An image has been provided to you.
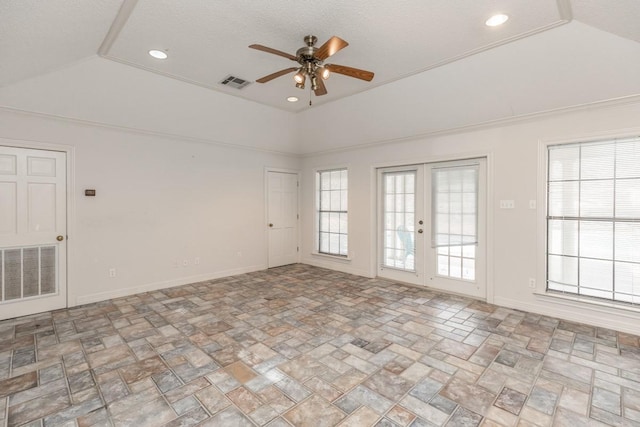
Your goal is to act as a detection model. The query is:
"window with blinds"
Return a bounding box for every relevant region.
[547,137,640,303]
[432,164,478,280]
[317,169,348,256]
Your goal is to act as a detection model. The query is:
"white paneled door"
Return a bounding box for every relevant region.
[0,146,67,320]
[378,159,487,299]
[267,171,298,268]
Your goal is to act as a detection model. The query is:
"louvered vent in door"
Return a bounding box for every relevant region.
[1,246,57,301]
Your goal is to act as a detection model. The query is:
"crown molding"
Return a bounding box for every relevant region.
[0,105,300,157]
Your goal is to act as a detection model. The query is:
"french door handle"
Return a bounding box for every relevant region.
[418,229,423,234]
[56,235,64,241]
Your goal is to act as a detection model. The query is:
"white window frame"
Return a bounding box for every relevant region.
[315,167,349,258]
[537,133,640,311]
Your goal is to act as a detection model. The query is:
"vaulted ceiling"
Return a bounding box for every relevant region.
[1,0,640,153]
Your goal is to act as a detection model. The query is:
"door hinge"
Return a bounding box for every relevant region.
[297,181,299,187]
[297,246,299,252]
[297,214,299,219]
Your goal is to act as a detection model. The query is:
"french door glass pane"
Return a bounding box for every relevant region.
[432,165,478,247]
[432,164,478,281]
[383,171,416,271]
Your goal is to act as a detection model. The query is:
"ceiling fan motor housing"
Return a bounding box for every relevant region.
[296,46,318,62]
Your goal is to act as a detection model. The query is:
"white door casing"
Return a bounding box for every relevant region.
[267,170,299,268]
[0,146,67,320]
[378,158,487,299]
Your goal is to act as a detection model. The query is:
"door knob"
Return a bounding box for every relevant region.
[268,223,273,227]
[418,229,423,234]
[56,235,64,241]
[418,220,424,225]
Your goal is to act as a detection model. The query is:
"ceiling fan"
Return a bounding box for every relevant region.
[249,35,374,97]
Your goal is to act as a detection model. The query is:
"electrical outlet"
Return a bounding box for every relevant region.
[529,200,537,209]
[528,278,536,288]
[194,257,200,265]
[109,268,116,278]
[182,259,189,267]
[237,251,242,257]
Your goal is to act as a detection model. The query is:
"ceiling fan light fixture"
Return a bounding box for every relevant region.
[318,66,330,80]
[148,49,168,59]
[485,14,509,27]
[295,82,305,90]
[311,75,318,91]
[293,70,306,84]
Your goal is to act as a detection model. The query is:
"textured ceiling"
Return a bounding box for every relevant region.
[0,0,639,114]
[0,0,124,86]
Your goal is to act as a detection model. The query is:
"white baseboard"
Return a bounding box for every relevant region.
[493,295,640,336]
[73,264,267,306]
[301,257,374,278]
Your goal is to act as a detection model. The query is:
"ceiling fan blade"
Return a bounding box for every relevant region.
[326,64,374,81]
[314,36,349,61]
[249,44,297,61]
[255,67,298,83]
[314,77,328,96]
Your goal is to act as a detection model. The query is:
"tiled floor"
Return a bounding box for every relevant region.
[1,265,639,427]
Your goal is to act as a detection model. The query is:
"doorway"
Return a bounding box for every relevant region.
[377,158,487,299]
[0,145,67,320]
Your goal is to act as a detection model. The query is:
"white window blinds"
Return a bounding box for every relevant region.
[317,169,348,256]
[547,137,640,303]
[432,164,479,248]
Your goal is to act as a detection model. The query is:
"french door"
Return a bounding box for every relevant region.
[0,146,67,320]
[377,158,487,299]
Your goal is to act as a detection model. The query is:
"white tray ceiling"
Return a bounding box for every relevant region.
[3,0,639,114]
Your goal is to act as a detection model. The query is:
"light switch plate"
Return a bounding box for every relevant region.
[499,200,515,209]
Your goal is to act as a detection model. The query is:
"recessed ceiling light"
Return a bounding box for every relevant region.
[148,50,168,59]
[485,14,509,27]
[287,96,299,103]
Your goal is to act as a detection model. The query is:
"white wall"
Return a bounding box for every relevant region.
[300,99,640,336]
[0,108,298,305]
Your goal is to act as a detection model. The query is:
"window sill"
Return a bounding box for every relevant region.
[311,252,352,262]
[533,290,640,315]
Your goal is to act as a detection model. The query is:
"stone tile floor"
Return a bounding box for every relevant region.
[1,264,639,427]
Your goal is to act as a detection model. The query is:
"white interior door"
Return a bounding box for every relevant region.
[378,159,486,299]
[267,171,298,268]
[0,146,67,320]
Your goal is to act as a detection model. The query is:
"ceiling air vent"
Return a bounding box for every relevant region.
[219,75,251,90]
